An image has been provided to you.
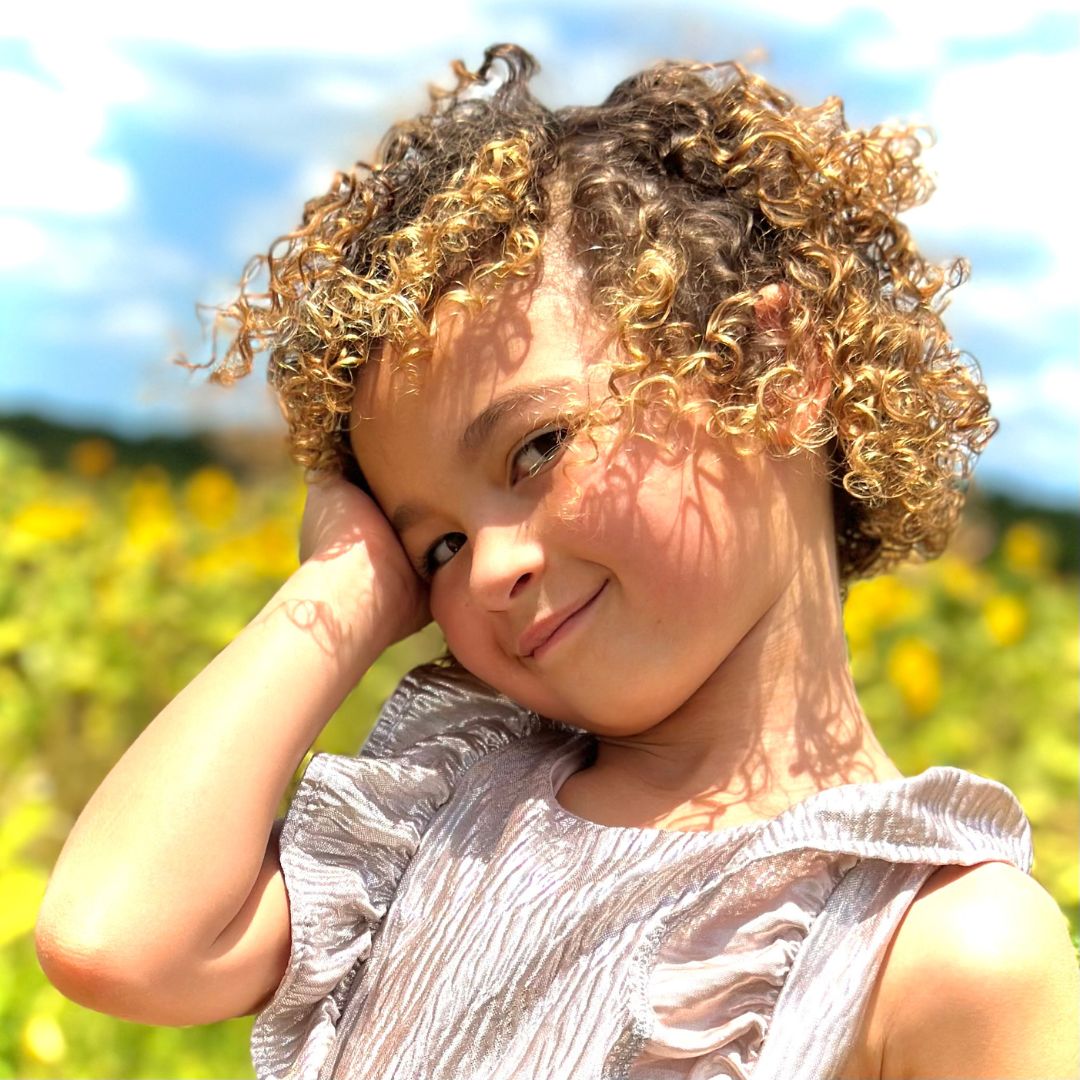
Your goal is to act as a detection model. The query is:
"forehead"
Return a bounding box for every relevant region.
[349,270,614,467]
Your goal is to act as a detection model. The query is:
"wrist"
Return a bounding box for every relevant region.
[268,550,407,674]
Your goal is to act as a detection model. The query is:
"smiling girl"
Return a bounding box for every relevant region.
[37,44,1078,1079]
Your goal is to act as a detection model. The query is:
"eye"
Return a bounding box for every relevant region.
[510,424,572,483]
[421,532,467,577]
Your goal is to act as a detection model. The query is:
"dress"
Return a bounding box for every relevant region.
[251,663,1034,1080]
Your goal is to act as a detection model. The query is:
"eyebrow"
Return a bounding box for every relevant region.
[459,378,579,454]
[388,378,580,536]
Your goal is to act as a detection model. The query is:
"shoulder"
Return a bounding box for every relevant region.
[877,861,1079,1079]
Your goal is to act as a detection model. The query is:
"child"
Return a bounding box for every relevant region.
[37,44,1078,1080]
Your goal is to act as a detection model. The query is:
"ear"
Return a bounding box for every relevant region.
[753,283,830,447]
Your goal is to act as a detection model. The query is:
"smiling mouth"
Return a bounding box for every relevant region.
[524,581,608,661]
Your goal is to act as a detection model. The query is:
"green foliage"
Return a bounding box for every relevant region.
[845,510,1079,928]
[1,426,1076,1078]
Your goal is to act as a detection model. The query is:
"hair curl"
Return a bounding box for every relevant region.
[186,43,996,585]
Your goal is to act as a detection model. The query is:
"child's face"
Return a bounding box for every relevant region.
[350,262,827,735]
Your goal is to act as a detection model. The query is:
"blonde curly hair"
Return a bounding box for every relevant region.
[187,43,996,585]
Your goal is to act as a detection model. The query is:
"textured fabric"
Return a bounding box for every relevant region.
[251,664,1033,1080]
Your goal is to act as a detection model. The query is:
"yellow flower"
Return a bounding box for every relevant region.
[184,466,238,528]
[288,476,308,519]
[21,1014,66,1066]
[983,593,1027,647]
[1002,521,1052,576]
[0,618,26,657]
[187,520,298,583]
[935,553,987,603]
[1012,784,1056,830]
[68,437,116,478]
[124,467,178,554]
[8,498,93,554]
[886,637,941,716]
[248,519,299,578]
[844,575,920,652]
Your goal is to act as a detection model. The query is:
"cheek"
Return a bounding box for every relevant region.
[569,443,715,568]
[429,574,465,642]
[429,575,492,671]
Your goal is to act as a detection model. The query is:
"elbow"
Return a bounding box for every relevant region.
[34,910,246,1027]
[35,908,187,1026]
[35,917,123,1017]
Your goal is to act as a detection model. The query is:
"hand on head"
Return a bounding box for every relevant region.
[300,470,431,646]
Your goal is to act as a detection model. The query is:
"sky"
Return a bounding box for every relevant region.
[1,0,1077,506]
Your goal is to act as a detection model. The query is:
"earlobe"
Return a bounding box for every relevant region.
[753,283,831,449]
[785,343,831,446]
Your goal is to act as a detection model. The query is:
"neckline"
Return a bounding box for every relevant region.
[540,732,941,844]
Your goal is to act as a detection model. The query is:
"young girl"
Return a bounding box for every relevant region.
[37,44,1078,1080]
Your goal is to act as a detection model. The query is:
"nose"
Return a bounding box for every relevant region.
[468,521,544,610]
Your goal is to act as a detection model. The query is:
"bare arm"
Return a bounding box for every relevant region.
[36,475,428,1026]
[880,861,1080,1079]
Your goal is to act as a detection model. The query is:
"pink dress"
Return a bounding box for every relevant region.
[252,664,1033,1080]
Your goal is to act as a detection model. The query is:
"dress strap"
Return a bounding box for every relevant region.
[726,765,1033,873]
[751,859,936,1080]
[749,765,1034,1080]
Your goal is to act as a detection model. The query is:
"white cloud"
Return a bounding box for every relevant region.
[989,355,1080,422]
[898,47,1078,401]
[2,218,199,296]
[946,272,1077,338]
[0,71,133,215]
[848,5,1075,71]
[905,50,1077,246]
[97,299,176,341]
[29,37,149,104]
[16,223,124,293]
[307,76,384,112]
[0,215,48,270]
[673,0,1074,41]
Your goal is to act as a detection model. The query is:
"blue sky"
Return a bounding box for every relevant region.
[1,1,1077,506]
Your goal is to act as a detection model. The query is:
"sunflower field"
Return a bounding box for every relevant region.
[1,422,1076,1079]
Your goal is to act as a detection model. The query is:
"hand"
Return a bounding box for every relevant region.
[299,471,430,646]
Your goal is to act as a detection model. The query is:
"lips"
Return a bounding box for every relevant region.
[517,582,607,659]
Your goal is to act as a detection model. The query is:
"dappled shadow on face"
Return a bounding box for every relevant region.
[559,417,883,829]
[347,267,884,828]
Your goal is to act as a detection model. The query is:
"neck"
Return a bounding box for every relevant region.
[583,517,901,826]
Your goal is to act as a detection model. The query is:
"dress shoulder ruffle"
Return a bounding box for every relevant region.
[250,664,542,1080]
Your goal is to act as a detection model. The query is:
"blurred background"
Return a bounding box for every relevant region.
[1,2,1077,1076]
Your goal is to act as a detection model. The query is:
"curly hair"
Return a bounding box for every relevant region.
[187,42,996,585]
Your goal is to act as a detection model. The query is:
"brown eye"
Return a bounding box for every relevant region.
[423,532,467,576]
[511,425,571,483]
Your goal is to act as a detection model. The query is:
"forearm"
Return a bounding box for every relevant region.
[37,553,390,973]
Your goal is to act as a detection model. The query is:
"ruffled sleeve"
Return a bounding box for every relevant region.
[250,664,540,1080]
[627,766,1034,1080]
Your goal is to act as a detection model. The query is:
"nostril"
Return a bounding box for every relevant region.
[510,572,532,599]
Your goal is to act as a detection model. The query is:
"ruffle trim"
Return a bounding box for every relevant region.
[618,765,1034,1080]
[250,716,539,1080]
[630,856,853,1079]
[717,764,1033,877]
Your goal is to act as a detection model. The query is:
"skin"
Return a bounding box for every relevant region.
[350,256,903,834]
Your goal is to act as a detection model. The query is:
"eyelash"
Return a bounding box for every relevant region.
[418,423,573,579]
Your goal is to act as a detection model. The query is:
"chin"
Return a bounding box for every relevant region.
[528,692,676,737]
[456,656,692,736]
